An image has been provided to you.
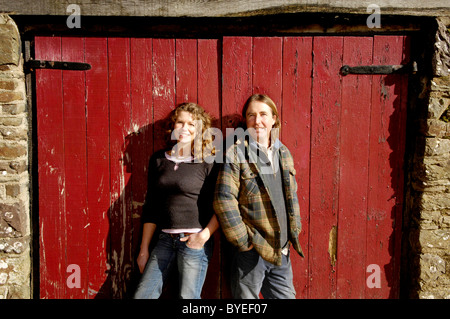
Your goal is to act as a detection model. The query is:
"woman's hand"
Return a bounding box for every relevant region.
[137,250,150,274]
[180,215,219,250]
[136,223,157,273]
[180,231,209,250]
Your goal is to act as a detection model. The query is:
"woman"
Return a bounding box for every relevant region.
[134,103,219,299]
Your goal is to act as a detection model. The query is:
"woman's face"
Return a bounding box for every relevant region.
[173,110,197,145]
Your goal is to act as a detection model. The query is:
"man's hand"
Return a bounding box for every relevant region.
[241,244,254,252]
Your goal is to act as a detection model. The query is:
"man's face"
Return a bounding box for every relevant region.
[245,101,276,146]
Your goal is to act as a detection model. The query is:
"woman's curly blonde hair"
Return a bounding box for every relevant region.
[165,102,215,161]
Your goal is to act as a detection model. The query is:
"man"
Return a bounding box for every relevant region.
[214,94,304,299]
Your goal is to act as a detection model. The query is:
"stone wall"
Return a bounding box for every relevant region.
[406,18,450,299]
[0,14,30,299]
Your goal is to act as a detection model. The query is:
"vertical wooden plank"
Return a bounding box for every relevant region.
[309,36,343,299]
[252,37,283,109]
[221,36,252,298]
[175,39,198,104]
[198,39,221,121]
[152,39,176,299]
[366,35,407,299]
[198,38,221,299]
[282,36,313,299]
[337,36,373,299]
[108,37,133,298]
[85,37,111,298]
[35,36,65,299]
[222,37,252,131]
[61,36,88,298]
[130,38,154,290]
[152,39,176,151]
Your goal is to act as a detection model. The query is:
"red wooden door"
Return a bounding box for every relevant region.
[35,35,409,299]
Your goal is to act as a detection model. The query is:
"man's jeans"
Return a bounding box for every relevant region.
[231,248,296,299]
[134,232,213,299]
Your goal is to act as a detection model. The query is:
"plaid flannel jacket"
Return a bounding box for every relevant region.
[213,138,304,266]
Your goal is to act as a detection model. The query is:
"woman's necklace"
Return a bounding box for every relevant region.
[165,150,192,171]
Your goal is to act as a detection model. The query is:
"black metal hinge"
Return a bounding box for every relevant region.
[340,61,417,76]
[24,59,91,72]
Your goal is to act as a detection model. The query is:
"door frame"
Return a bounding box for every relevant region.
[21,13,426,298]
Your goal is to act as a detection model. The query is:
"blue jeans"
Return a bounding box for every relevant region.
[134,232,213,299]
[231,248,296,299]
